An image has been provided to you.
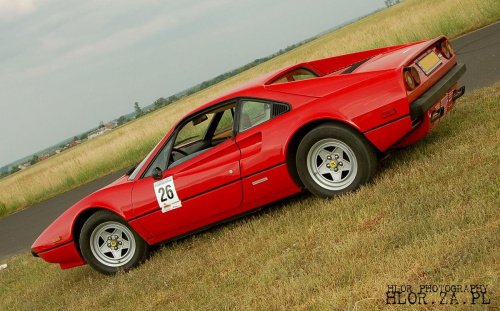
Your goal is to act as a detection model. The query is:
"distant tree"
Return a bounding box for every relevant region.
[98,121,105,128]
[0,171,8,179]
[30,155,39,165]
[134,102,143,118]
[154,97,167,109]
[167,95,178,104]
[80,133,88,140]
[9,166,20,175]
[73,136,78,141]
[117,115,128,126]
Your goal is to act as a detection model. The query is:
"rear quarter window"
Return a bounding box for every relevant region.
[270,68,318,85]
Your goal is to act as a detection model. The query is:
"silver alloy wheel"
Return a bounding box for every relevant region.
[306,138,358,191]
[89,221,136,267]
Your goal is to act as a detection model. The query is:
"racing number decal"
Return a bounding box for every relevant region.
[158,185,174,202]
[154,176,182,213]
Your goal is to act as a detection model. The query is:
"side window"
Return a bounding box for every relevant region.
[213,108,234,139]
[169,103,235,168]
[174,114,214,148]
[141,103,237,178]
[239,100,272,132]
[269,68,318,85]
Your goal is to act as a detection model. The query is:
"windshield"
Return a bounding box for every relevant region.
[127,140,162,180]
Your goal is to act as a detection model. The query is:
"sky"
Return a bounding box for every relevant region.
[0,0,384,168]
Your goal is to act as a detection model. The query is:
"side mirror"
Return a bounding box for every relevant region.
[152,167,163,180]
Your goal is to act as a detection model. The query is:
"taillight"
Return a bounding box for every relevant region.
[403,66,420,91]
[446,41,454,55]
[409,66,420,85]
[439,40,452,59]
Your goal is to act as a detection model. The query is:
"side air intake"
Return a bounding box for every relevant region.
[272,103,290,118]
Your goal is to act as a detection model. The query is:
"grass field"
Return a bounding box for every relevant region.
[0,0,499,218]
[0,83,499,310]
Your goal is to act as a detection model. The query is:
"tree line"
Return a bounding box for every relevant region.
[121,37,317,124]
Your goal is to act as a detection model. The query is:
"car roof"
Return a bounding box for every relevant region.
[188,62,312,115]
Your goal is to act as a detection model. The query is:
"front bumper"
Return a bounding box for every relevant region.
[31,241,86,270]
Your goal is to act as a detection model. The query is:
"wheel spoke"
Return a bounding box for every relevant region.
[99,231,112,241]
[330,171,342,182]
[99,242,109,254]
[341,160,351,171]
[317,149,331,162]
[110,249,122,260]
[317,164,330,175]
[114,228,124,239]
[121,239,130,250]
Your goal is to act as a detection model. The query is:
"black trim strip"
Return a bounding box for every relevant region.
[129,209,157,221]
[341,57,372,74]
[410,63,466,119]
[129,179,241,221]
[129,162,287,222]
[242,162,286,179]
[33,240,74,256]
[183,180,239,202]
[363,114,410,134]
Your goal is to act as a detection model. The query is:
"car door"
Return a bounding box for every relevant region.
[131,103,242,243]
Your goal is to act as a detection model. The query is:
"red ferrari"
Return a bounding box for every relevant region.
[32,36,465,274]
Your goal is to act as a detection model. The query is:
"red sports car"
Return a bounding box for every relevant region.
[32,36,465,274]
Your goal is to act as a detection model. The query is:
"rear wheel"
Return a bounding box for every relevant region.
[79,210,149,275]
[296,123,377,198]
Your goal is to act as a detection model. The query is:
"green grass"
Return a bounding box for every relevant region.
[0,0,499,218]
[0,84,499,310]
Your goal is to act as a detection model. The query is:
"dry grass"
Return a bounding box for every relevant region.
[0,83,499,310]
[1,0,499,218]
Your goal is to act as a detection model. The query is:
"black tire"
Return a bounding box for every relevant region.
[296,123,377,198]
[79,210,149,275]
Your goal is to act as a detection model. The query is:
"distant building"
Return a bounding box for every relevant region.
[105,122,117,129]
[87,127,110,140]
[18,163,31,170]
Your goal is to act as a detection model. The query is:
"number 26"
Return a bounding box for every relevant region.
[158,185,174,202]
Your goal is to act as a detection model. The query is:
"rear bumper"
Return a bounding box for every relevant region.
[410,63,466,119]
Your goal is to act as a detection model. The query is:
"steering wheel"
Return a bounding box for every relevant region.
[171,148,188,156]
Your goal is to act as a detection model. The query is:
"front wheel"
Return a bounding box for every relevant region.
[79,210,149,275]
[296,123,377,198]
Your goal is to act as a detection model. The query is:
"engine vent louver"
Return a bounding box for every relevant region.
[272,103,290,118]
[341,57,372,75]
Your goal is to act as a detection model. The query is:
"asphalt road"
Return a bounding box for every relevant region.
[1,22,499,262]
